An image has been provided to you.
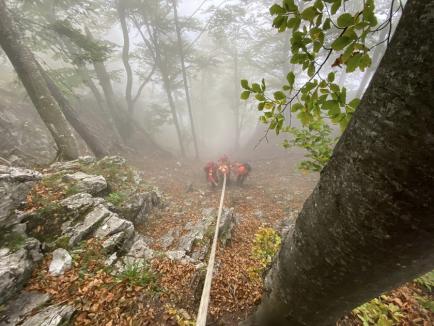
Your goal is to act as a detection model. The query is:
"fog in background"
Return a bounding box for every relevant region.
[0,0,404,162]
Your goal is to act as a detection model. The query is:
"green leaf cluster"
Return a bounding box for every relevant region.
[286,121,335,172]
[415,295,434,313]
[251,227,281,271]
[353,296,404,326]
[240,0,381,170]
[106,191,127,207]
[117,262,158,289]
[414,269,434,291]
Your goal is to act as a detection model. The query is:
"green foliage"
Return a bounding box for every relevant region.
[241,0,392,171]
[414,270,434,291]
[117,262,158,288]
[251,227,281,272]
[415,295,434,313]
[353,296,404,326]
[106,192,127,207]
[53,235,71,250]
[284,121,336,171]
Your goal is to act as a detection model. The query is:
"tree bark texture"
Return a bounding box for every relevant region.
[246,1,434,325]
[0,0,79,160]
[39,65,109,158]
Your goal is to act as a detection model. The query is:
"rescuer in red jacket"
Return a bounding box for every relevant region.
[204,161,219,188]
[232,162,252,186]
[217,155,231,185]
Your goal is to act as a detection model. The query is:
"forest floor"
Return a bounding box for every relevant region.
[137,154,319,324]
[23,154,433,325]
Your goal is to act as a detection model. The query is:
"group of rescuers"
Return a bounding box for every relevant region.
[204,155,251,188]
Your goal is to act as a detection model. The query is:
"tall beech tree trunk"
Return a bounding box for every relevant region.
[159,60,186,157]
[39,66,109,158]
[0,0,79,160]
[117,0,134,114]
[245,1,434,325]
[173,0,199,158]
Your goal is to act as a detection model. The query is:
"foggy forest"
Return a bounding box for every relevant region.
[0,0,433,325]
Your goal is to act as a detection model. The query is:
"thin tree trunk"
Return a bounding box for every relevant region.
[57,39,125,150]
[85,27,130,141]
[160,60,186,157]
[79,66,107,112]
[234,47,241,151]
[172,0,199,158]
[0,0,79,160]
[39,65,109,158]
[61,40,107,114]
[150,28,186,157]
[117,0,134,114]
[245,1,434,325]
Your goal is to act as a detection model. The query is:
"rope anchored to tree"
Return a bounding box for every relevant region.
[196,173,227,326]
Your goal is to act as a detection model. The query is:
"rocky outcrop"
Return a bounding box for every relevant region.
[119,207,237,269]
[117,190,162,225]
[123,234,156,263]
[0,291,51,326]
[20,304,75,326]
[0,166,41,228]
[59,192,104,213]
[94,213,135,254]
[178,208,215,254]
[98,156,126,166]
[0,157,167,319]
[0,248,35,305]
[218,208,236,246]
[48,156,95,172]
[66,204,111,247]
[63,172,107,195]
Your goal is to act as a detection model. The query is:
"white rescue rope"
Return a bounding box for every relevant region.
[196,173,227,326]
